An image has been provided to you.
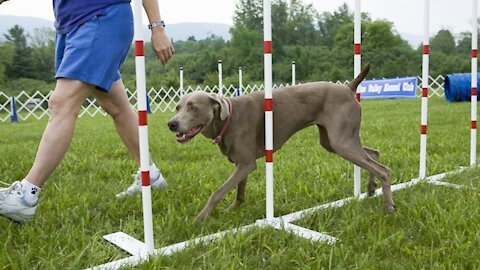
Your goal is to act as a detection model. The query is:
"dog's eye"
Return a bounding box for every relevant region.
[188,105,198,112]
[175,105,181,111]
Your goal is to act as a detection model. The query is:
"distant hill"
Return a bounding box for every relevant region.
[0,15,232,41]
[1,15,421,48]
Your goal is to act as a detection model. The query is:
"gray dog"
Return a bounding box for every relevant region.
[168,63,395,221]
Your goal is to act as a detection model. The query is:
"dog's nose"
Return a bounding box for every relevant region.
[168,120,179,131]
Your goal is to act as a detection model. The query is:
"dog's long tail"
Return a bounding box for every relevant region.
[347,62,370,92]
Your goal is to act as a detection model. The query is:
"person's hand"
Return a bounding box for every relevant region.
[151,28,174,65]
[0,0,10,5]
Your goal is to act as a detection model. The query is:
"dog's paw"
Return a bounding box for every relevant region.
[367,182,377,196]
[223,201,243,213]
[196,211,210,222]
[384,203,397,213]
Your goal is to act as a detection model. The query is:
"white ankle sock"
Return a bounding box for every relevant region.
[20,179,40,205]
[149,163,160,180]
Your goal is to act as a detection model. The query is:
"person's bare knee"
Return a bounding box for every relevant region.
[92,80,131,120]
[49,79,92,118]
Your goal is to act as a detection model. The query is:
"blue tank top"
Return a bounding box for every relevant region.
[53,0,131,34]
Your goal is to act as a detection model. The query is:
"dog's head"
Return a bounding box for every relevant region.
[167,92,230,143]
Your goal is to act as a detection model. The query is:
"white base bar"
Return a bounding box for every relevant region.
[256,219,337,244]
[92,167,469,270]
[103,232,147,256]
[280,167,466,223]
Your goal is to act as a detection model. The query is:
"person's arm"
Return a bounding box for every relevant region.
[143,0,174,65]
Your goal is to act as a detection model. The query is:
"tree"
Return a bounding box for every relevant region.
[233,0,263,32]
[3,25,35,79]
[30,27,56,82]
[0,42,15,84]
[430,29,456,55]
[317,3,353,47]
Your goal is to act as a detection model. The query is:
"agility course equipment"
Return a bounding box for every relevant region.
[353,0,362,196]
[471,0,478,166]
[101,0,156,256]
[444,73,480,102]
[89,0,477,269]
[419,0,430,179]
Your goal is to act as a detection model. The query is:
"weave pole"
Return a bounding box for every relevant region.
[134,0,154,252]
[238,67,243,96]
[180,67,184,96]
[102,0,155,255]
[218,60,223,96]
[471,0,478,166]
[291,61,296,86]
[353,0,361,196]
[263,0,274,221]
[419,0,430,179]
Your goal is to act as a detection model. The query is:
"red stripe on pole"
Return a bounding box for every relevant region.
[472,87,477,96]
[354,43,361,54]
[421,125,427,134]
[423,45,429,54]
[472,121,477,129]
[422,87,428,97]
[138,110,148,126]
[472,49,478,58]
[265,98,273,111]
[265,150,273,163]
[264,41,272,54]
[135,40,144,56]
[141,171,150,186]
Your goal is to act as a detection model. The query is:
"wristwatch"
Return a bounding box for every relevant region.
[148,20,165,30]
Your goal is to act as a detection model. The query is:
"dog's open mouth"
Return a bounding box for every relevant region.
[176,125,203,143]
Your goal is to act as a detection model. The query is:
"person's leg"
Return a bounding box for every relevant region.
[25,79,93,187]
[91,79,141,165]
[91,79,166,197]
[0,79,92,223]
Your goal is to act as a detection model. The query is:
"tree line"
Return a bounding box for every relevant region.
[0,0,477,97]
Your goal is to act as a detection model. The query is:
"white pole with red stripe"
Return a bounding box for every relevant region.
[353,0,361,196]
[218,60,223,96]
[263,0,274,221]
[471,0,478,166]
[419,0,430,179]
[133,0,154,253]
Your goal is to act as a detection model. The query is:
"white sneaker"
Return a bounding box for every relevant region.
[115,171,167,198]
[0,181,37,223]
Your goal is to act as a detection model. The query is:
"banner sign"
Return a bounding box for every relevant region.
[357,76,417,99]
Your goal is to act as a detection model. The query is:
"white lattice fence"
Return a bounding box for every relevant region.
[0,76,446,122]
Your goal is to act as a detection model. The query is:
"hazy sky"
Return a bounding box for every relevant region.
[0,0,478,37]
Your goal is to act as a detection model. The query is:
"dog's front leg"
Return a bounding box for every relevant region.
[196,162,256,221]
[224,177,247,212]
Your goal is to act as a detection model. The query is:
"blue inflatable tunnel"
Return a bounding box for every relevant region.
[444,73,480,102]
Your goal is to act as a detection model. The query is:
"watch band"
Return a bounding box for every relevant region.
[148,20,166,30]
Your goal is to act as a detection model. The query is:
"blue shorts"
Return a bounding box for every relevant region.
[55,3,134,92]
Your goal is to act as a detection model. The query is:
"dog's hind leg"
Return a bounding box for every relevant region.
[364,147,380,196]
[317,125,334,153]
[319,125,384,198]
[330,138,395,212]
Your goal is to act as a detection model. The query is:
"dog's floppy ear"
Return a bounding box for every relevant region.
[208,93,229,121]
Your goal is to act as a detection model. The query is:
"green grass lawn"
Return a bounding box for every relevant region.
[0,97,479,269]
